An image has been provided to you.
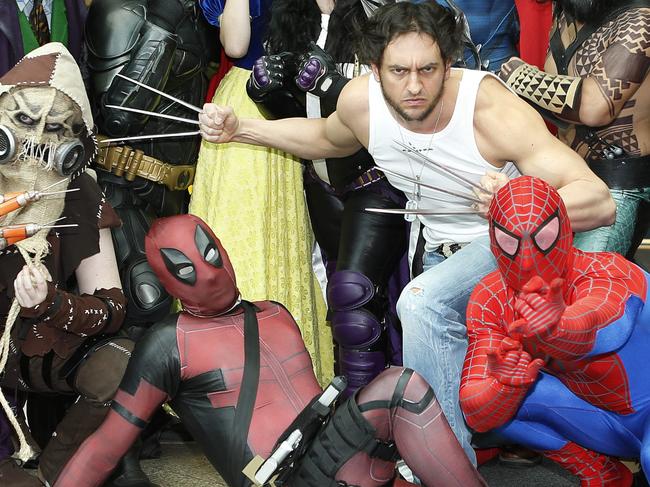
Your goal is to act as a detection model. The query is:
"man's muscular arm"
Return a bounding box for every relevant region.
[500,9,650,126]
[460,282,544,432]
[475,76,615,231]
[199,75,366,159]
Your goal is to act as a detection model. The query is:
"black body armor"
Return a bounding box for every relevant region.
[85,0,216,325]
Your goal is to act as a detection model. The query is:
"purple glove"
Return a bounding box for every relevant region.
[246,52,295,102]
[295,43,345,98]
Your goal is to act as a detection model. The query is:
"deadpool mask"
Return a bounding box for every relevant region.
[488,176,574,292]
[145,214,240,317]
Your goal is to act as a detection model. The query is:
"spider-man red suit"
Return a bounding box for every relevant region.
[459,175,650,487]
[54,213,486,487]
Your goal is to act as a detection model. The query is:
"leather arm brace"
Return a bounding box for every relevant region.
[504,62,583,122]
[310,74,348,118]
[87,1,179,137]
[19,283,127,337]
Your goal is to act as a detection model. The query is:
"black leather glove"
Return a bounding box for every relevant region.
[246,52,296,102]
[246,52,306,119]
[295,43,347,99]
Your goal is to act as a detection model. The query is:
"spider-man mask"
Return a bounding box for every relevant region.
[488,176,573,292]
[145,214,240,317]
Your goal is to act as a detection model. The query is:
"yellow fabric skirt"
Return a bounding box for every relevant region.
[190,67,333,385]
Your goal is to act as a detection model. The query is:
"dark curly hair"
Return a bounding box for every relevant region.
[264,0,367,62]
[356,1,464,67]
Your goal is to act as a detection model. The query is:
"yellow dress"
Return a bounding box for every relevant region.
[190,67,333,385]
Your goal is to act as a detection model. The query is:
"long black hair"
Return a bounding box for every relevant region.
[537,0,633,24]
[264,0,368,62]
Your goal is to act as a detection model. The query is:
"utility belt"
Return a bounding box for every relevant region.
[95,139,195,191]
[243,376,395,487]
[588,154,650,191]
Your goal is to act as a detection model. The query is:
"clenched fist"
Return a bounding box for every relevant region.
[246,53,296,101]
[199,103,240,144]
[473,170,510,217]
[510,276,566,341]
[486,337,544,387]
[14,264,52,309]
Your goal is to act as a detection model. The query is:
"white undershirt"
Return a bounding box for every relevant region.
[368,69,520,249]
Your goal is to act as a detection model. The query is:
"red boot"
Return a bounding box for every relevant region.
[544,442,633,487]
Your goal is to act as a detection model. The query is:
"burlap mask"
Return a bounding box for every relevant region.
[0,43,96,256]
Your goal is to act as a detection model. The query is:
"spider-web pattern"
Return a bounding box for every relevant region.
[544,441,631,487]
[488,176,573,292]
[461,177,648,432]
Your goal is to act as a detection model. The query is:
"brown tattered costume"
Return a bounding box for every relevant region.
[0,43,133,486]
[0,174,122,358]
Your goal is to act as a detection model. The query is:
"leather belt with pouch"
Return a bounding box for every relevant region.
[588,154,650,190]
[96,139,195,191]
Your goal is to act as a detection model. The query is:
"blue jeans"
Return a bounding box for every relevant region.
[397,235,496,466]
[574,188,650,254]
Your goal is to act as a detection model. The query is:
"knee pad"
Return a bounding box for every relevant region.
[327,270,382,349]
[328,271,388,394]
[339,348,387,395]
[73,337,134,403]
[327,270,375,311]
[124,259,173,324]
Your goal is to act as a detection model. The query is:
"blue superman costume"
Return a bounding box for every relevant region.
[460,176,650,487]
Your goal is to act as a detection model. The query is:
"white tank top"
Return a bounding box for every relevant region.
[367,68,520,249]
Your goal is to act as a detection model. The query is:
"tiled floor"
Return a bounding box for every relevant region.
[141,443,226,487]
[140,440,581,487]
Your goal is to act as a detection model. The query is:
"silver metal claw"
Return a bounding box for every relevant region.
[365,207,479,216]
[116,74,203,114]
[393,139,490,193]
[105,105,200,125]
[378,166,481,204]
[100,131,201,144]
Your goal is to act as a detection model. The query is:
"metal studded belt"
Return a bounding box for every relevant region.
[95,138,195,191]
[344,168,386,193]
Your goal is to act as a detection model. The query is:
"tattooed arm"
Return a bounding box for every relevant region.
[499,8,650,126]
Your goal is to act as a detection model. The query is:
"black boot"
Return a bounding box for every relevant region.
[0,458,43,486]
[105,440,160,487]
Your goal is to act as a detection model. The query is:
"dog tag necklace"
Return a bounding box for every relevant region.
[402,100,444,222]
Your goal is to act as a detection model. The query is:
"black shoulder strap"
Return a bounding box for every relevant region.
[226,300,261,485]
[550,0,650,74]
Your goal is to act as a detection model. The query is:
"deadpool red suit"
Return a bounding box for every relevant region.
[54,214,486,487]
